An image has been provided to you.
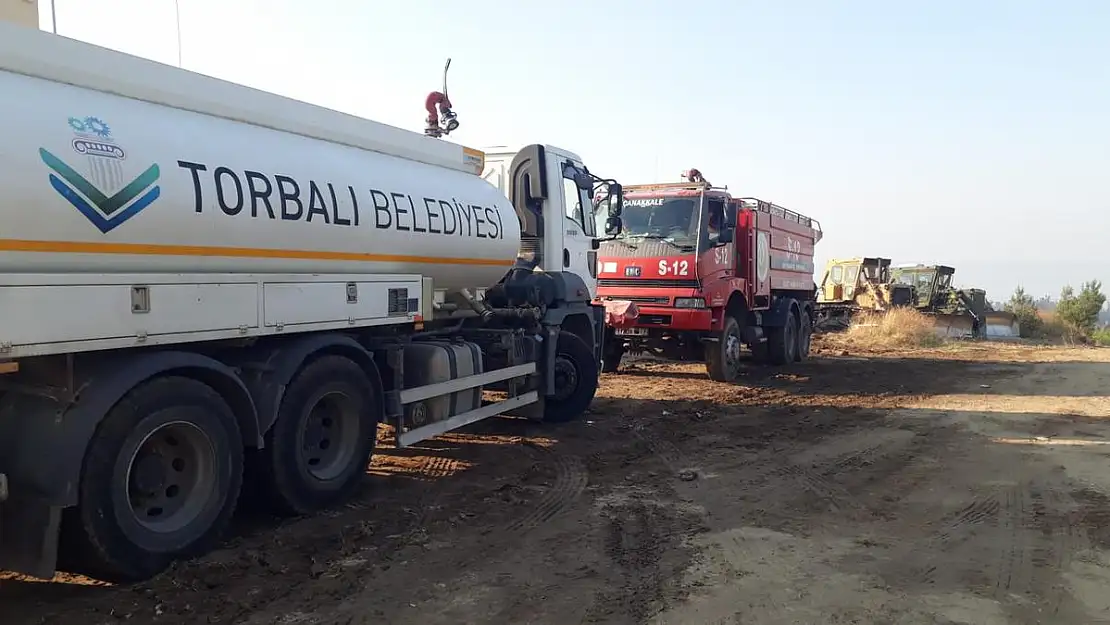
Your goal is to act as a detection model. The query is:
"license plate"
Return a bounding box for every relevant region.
[615,327,647,336]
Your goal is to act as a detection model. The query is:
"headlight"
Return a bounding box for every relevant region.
[674,297,706,309]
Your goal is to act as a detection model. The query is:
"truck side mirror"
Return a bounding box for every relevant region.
[606,183,623,217]
[717,228,733,244]
[592,182,623,217]
[604,216,623,236]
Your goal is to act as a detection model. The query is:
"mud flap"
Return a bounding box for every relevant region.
[0,495,62,579]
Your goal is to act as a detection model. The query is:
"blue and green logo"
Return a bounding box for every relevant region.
[41,116,161,233]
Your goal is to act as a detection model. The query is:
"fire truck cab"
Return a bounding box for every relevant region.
[595,170,822,382]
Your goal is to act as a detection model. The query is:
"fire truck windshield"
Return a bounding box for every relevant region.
[616,196,698,247]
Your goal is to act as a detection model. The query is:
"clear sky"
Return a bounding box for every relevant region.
[41,0,1109,301]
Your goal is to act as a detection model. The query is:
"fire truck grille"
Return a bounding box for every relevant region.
[599,295,670,304]
[598,278,700,289]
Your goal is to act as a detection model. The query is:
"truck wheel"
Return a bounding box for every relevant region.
[601,338,624,373]
[767,309,798,365]
[706,315,743,382]
[62,377,243,583]
[254,355,379,516]
[544,331,600,423]
[601,354,622,374]
[795,310,813,362]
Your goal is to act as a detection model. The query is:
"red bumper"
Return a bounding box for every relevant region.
[630,305,714,332]
[595,300,715,332]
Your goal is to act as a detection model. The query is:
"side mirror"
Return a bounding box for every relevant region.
[607,183,623,217]
[592,182,624,217]
[717,228,733,244]
[604,215,623,236]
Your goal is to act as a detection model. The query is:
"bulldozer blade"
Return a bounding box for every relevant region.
[983,311,1021,339]
[930,313,976,339]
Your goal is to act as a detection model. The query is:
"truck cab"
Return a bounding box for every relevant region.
[482,145,613,301]
[594,180,732,326]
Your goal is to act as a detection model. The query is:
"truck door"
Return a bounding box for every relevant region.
[557,161,599,299]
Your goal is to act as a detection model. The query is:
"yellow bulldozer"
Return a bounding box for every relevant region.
[890,264,1019,339]
[813,257,916,332]
[814,258,1020,339]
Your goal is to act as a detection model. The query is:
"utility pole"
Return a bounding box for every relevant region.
[173,0,182,67]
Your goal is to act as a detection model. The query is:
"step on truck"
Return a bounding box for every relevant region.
[595,169,822,381]
[0,23,624,582]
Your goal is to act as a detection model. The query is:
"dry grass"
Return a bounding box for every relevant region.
[827,308,946,351]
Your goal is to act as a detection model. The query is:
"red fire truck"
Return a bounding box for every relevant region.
[596,170,823,382]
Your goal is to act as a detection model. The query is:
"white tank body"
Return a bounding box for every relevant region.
[0,29,521,294]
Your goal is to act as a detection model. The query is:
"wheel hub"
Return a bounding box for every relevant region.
[297,391,360,482]
[125,421,215,533]
[724,332,741,365]
[552,355,578,402]
[131,454,168,496]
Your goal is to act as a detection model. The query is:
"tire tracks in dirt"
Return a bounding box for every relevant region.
[380,441,590,542]
[906,492,1005,585]
[501,444,589,535]
[1034,487,1089,618]
[622,415,917,623]
[774,437,907,513]
[628,414,917,517]
[898,480,1083,613]
[991,484,1035,600]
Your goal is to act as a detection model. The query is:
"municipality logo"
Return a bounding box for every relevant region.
[40,116,161,233]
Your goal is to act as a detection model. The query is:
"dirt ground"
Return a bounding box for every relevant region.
[4,339,1110,625]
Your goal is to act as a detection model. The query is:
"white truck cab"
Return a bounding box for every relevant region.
[482,145,616,301]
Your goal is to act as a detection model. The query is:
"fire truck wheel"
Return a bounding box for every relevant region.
[254,355,379,516]
[795,310,813,362]
[545,331,600,423]
[61,376,243,583]
[767,309,798,365]
[601,339,624,373]
[706,315,743,382]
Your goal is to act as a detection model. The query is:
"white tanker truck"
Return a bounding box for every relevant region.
[0,24,625,582]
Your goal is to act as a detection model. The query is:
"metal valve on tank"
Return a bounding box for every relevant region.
[424,58,459,138]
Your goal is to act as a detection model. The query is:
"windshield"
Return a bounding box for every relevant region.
[895,270,935,290]
[862,263,888,282]
[616,196,698,246]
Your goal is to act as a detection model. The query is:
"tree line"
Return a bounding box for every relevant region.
[1005,280,1109,344]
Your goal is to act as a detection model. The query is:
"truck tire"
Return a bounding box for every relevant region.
[795,310,813,362]
[601,338,624,373]
[61,376,244,583]
[253,355,379,516]
[767,309,798,365]
[601,354,622,374]
[706,315,743,382]
[544,331,600,423]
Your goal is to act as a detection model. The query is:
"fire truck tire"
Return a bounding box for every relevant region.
[545,331,600,423]
[767,309,798,365]
[602,340,624,374]
[706,315,744,382]
[795,310,813,362]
